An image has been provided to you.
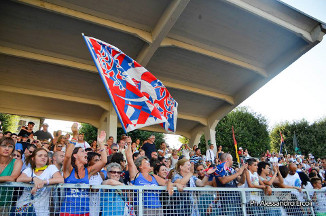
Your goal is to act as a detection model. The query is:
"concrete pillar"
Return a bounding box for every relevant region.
[189,126,205,149]
[204,127,217,152]
[98,105,117,142]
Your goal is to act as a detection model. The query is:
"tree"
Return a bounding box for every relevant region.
[79,123,98,144]
[117,128,165,149]
[0,113,19,133]
[199,107,270,159]
[270,118,326,158]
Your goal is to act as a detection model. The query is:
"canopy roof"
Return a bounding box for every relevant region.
[0,0,325,138]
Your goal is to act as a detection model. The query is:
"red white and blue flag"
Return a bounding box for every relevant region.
[83,35,178,133]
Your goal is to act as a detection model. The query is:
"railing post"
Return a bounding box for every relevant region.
[139,187,143,216]
[305,191,315,216]
[240,190,247,216]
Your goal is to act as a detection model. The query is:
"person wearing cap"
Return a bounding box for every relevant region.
[18,122,35,139]
[34,123,53,141]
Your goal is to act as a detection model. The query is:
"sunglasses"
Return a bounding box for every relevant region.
[109,171,122,174]
[13,154,20,157]
[112,149,118,151]
[57,145,63,148]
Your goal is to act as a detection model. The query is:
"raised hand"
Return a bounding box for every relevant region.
[71,123,78,135]
[97,131,106,144]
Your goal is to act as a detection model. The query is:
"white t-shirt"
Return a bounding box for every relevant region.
[181,149,191,159]
[270,156,278,163]
[284,172,304,201]
[244,171,261,203]
[16,165,59,216]
[75,141,90,149]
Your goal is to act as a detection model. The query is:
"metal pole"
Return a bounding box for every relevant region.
[139,188,143,216]
[240,190,247,216]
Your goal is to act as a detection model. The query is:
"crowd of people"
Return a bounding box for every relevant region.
[0,121,325,216]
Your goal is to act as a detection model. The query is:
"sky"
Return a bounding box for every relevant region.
[241,0,326,129]
[45,0,326,149]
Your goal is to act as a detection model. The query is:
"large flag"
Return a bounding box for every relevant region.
[279,132,285,154]
[83,35,178,133]
[293,132,300,154]
[232,126,240,165]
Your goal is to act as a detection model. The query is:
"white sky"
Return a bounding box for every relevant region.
[44,0,326,149]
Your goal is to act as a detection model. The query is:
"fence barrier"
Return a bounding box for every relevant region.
[0,182,325,215]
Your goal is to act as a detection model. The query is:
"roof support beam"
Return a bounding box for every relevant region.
[136,0,189,66]
[161,38,268,77]
[0,85,111,111]
[163,80,234,105]
[16,0,152,43]
[15,0,267,77]
[225,0,314,43]
[0,45,234,104]
[0,84,206,126]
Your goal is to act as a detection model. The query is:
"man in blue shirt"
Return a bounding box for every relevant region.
[141,135,157,159]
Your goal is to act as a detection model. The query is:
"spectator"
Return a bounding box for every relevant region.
[170,149,179,168]
[90,140,97,152]
[311,177,326,214]
[105,138,113,155]
[52,130,62,145]
[18,121,35,139]
[206,144,215,164]
[0,137,23,213]
[141,135,157,159]
[171,158,215,215]
[151,151,158,160]
[34,123,53,141]
[11,133,21,152]
[190,148,203,165]
[88,152,104,216]
[245,158,266,215]
[126,137,169,215]
[0,132,3,139]
[52,151,65,172]
[212,153,246,215]
[60,129,107,215]
[12,150,22,160]
[158,142,169,158]
[107,144,119,164]
[3,131,12,138]
[180,143,191,159]
[117,139,126,161]
[217,145,224,159]
[22,143,36,171]
[101,163,126,216]
[111,152,129,184]
[41,140,51,152]
[15,148,64,215]
[75,133,91,149]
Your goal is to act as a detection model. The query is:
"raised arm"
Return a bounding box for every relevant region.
[62,123,78,178]
[126,138,137,181]
[88,131,107,176]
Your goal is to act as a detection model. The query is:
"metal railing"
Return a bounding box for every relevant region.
[0,182,325,215]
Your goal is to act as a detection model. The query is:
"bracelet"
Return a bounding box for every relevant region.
[46,179,49,185]
[31,176,34,183]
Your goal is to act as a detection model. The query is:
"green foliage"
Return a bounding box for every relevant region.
[270,118,326,158]
[118,128,165,149]
[79,123,98,144]
[199,107,270,159]
[178,136,189,145]
[0,113,19,133]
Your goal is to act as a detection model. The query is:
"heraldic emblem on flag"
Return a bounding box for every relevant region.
[83,35,178,133]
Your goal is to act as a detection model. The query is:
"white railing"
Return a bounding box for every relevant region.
[0,182,325,215]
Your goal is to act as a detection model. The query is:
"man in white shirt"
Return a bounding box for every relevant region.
[206,144,215,164]
[75,133,90,149]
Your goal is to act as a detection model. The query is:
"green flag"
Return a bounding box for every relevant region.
[293,132,300,154]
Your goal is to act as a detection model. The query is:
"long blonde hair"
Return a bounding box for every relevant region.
[175,158,189,173]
